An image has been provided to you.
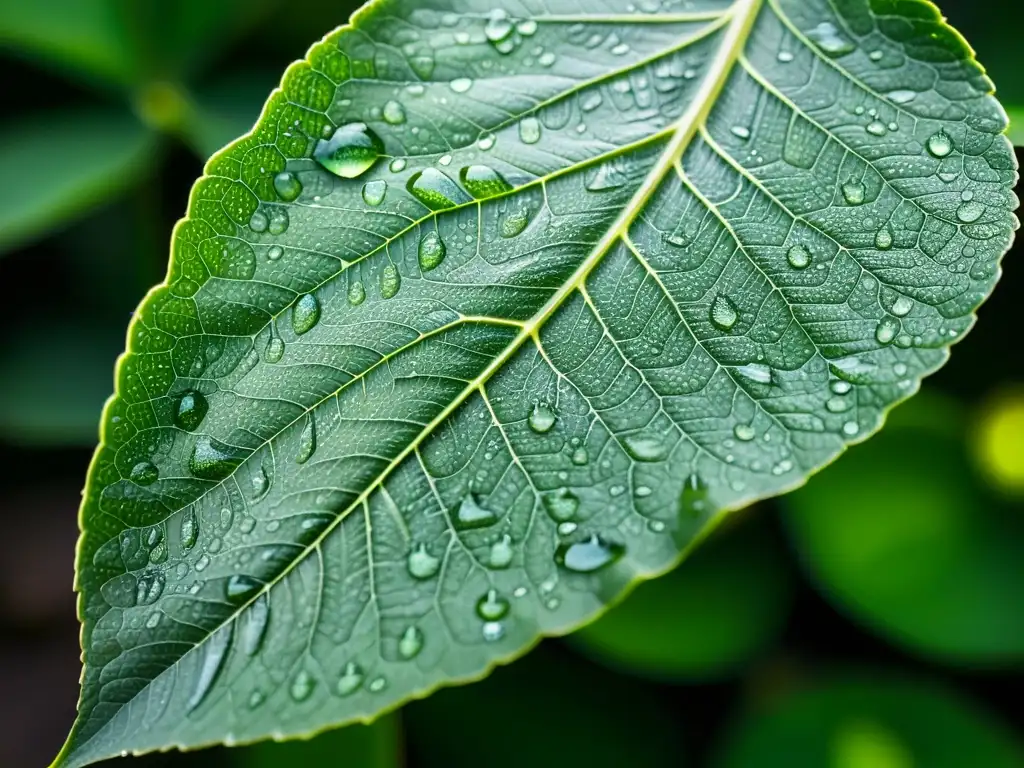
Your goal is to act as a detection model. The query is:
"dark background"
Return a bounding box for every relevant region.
[1,1,1022,766]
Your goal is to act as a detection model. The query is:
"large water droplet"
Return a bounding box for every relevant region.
[241,593,269,655]
[543,488,579,522]
[181,508,198,551]
[362,179,387,206]
[733,424,756,442]
[808,21,855,56]
[485,9,514,43]
[489,534,513,568]
[571,446,589,465]
[926,130,953,158]
[174,390,208,432]
[736,363,771,384]
[265,333,285,364]
[956,200,984,223]
[348,281,366,306]
[891,295,914,317]
[296,414,317,464]
[841,180,866,205]
[226,574,261,602]
[875,317,900,345]
[555,535,624,573]
[186,623,233,712]
[382,100,406,125]
[398,625,424,659]
[407,542,440,579]
[679,473,709,518]
[130,461,159,486]
[460,165,513,199]
[136,571,165,605]
[449,77,473,93]
[251,464,270,500]
[407,168,461,210]
[418,231,446,271]
[336,662,364,696]
[875,226,893,250]
[787,244,811,270]
[456,493,497,529]
[710,295,738,331]
[249,210,268,233]
[190,435,242,480]
[268,207,289,235]
[500,210,529,238]
[314,123,384,179]
[273,171,302,202]
[623,435,669,462]
[528,402,557,433]
[290,670,316,702]
[476,589,509,620]
[380,264,401,298]
[519,116,541,144]
[291,293,321,335]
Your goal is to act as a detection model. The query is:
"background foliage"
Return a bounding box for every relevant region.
[0,1,1020,766]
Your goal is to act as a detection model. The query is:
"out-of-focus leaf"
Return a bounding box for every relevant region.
[972,387,1024,496]
[0,110,155,255]
[406,645,682,768]
[233,714,399,768]
[782,407,1024,665]
[0,0,137,86]
[0,324,121,446]
[188,72,280,159]
[1005,105,1024,147]
[711,672,1024,768]
[569,513,791,681]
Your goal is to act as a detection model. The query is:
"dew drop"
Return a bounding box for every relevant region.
[418,231,446,271]
[368,676,387,693]
[273,171,302,202]
[710,295,738,331]
[241,593,269,655]
[926,130,953,158]
[296,414,317,464]
[407,543,440,579]
[777,50,794,63]
[389,157,407,173]
[623,435,668,462]
[249,210,268,233]
[361,179,387,206]
[247,690,265,709]
[398,625,424,659]
[226,574,261,602]
[476,589,509,620]
[290,670,316,702]
[189,435,242,480]
[460,165,513,198]
[482,621,505,642]
[875,227,893,250]
[956,200,984,223]
[734,424,756,442]
[891,295,914,317]
[337,662,364,696]
[488,534,514,568]
[265,334,285,364]
[528,402,557,433]
[136,571,165,605]
[382,100,406,125]
[887,89,917,104]
[407,168,462,210]
[571,446,589,465]
[186,623,233,712]
[477,132,496,150]
[786,244,811,269]
[679,473,709,518]
[130,461,159,486]
[843,420,860,436]
[555,535,625,573]
[314,122,385,179]
[268,207,289,235]
[519,116,542,145]
[808,21,855,56]
[730,125,750,140]
[875,316,901,345]
[736,363,771,384]
[841,180,866,205]
[543,488,579,522]
[449,77,473,93]
[267,245,284,261]
[291,293,321,335]
[485,9,514,42]
[500,210,529,238]
[181,508,198,551]
[456,493,497,529]
[380,264,401,298]
[348,281,366,306]
[830,380,853,395]
[865,120,887,136]
[251,465,270,500]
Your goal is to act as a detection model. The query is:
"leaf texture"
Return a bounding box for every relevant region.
[60,0,1018,764]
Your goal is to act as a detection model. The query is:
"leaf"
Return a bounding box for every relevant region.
[0,110,155,255]
[782,399,1024,664]
[1005,104,1024,147]
[709,671,1024,767]
[0,0,138,86]
[58,0,1018,765]
[568,511,791,681]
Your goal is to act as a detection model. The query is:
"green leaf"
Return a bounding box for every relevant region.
[710,671,1024,768]
[782,399,1024,664]
[1005,105,1024,147]
[0,0,138,86]
[232,714,399,768]
[568,512,791,681]
[0,110,155,255]
[58,0,1018,764]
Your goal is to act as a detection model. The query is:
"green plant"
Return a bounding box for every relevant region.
[53,0,1018,765]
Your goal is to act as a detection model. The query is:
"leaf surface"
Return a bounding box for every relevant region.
[59,0,1018,764]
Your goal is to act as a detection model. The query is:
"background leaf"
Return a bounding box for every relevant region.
[232,714,399,768]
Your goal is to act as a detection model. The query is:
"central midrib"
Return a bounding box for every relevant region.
[77,0,764,756]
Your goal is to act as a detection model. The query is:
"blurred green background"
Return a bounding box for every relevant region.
[0,1,1022,766]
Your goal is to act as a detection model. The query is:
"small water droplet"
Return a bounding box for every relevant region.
[777,50,794,62]
[268,207,288,235]
[543,488,579,522]
[477,132,496,150]
[130,461,159,486]
[249,210,268,233]
[808,21,855,56]
[268,245,284,261]
[842,180,866,205]
[787,244,811,269]
[380,264,401,299]
[368,676,387,692]
[382,100,406,125]
[830,380,853,395]
[500,210,529,238]
[407,543,440,579]
[679,473,709,518]
[186,623,233,712]
[314,123,385,178]
[398,625,423,659]
[734,424,756,442]
[710,295,738,331]
[519,116,542,144]
[887,89,916,104]
[273,171,302,202]
[460,165,512,198]
[291,293,321,335]
[623,435,669,462]
[482,621,505,642]
[290,670,316,702]
[956,200,984,223]
[449,77,473,93]
[730,125,750,140]
[265,334,285,364]
[875,316,901,345]
[296,414,317,464]
[827,395,852,413]
[136,571,165,605]
[247,690,265,709]
[241,593,269,655]
[407,168,462,210]
[891,295,913,317]
[555,534,624,573]
[456,493,497,529]
[875,227,893,250]
[476,588,510,621]
[489,534,513,568]
[866,120,887,136]
[362,179,387,206]
[337,662,364,696]
[389,157,407,173]
[843,420,860,436]
[485,9,514,43]
[528,402,557,433]
[926,130,953,158]
[418,231,446,271]
[348,281,366,305]
[571,446,589,465]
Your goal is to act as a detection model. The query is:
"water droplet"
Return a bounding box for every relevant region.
[449,77,473,93]
[926,130,953,158]
[145,611,161,629]
[777,50,794,62]
[477,132,496,151]
[273,171,302,202]
[956,200,984,223]
[189,435,242,480]
[571,446,589,465]
[679,473,709,518]
[368,676,387,693]
[842,180,866,205]
[830,380,853,395]
[528,402,557,433]
[730,125,750,140]
[843,421,860,436]
[418,231,446,271]
[734,424,756,442]
[337,662,364,696]
[518,19,537,36]
[397,625,424,659]
[241,593,269,655]
[382,100,405,125]
[362,179,387,206]
[456,493,497,529]
[866,120,887,136]
[410,54,435,79]
[500,210,529,238]
[623,435,668,462]
[488,534,513,568]
[181,509,198,551]
[710,295,738,331]
[379,264,401,299]
[130,461,159,486]
[314,123,385,179]
[808,21,855,56]
[265,334,285,364]
[891,296,913,317]
[485,9,514,43]
[407,168,462,210]
[476,589,509,620]
[251,466,270,504]
[543,488,579,522]
[290,670,316,702]
[268,245,284,261]
[875,317,900,345]
[249,210,268,233]
[736,363,771,384]
[875,227,893,250]
[407,543,440,579]
[136,571,165,605]
[787,244,811,269]
[519,116,542,144]
[226,574,261,602]
[482,621,505,642]
[186,623,233,712]
[827,395,852,413]
[555,534,624,573]
[247,690,265,709]
[296,414,317,464]
[173,390,208,432]
[291,293,321,335]
[460,165,512,199]
[348,281,366,306]
[268,207,289,235]
[887,89,916,104]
